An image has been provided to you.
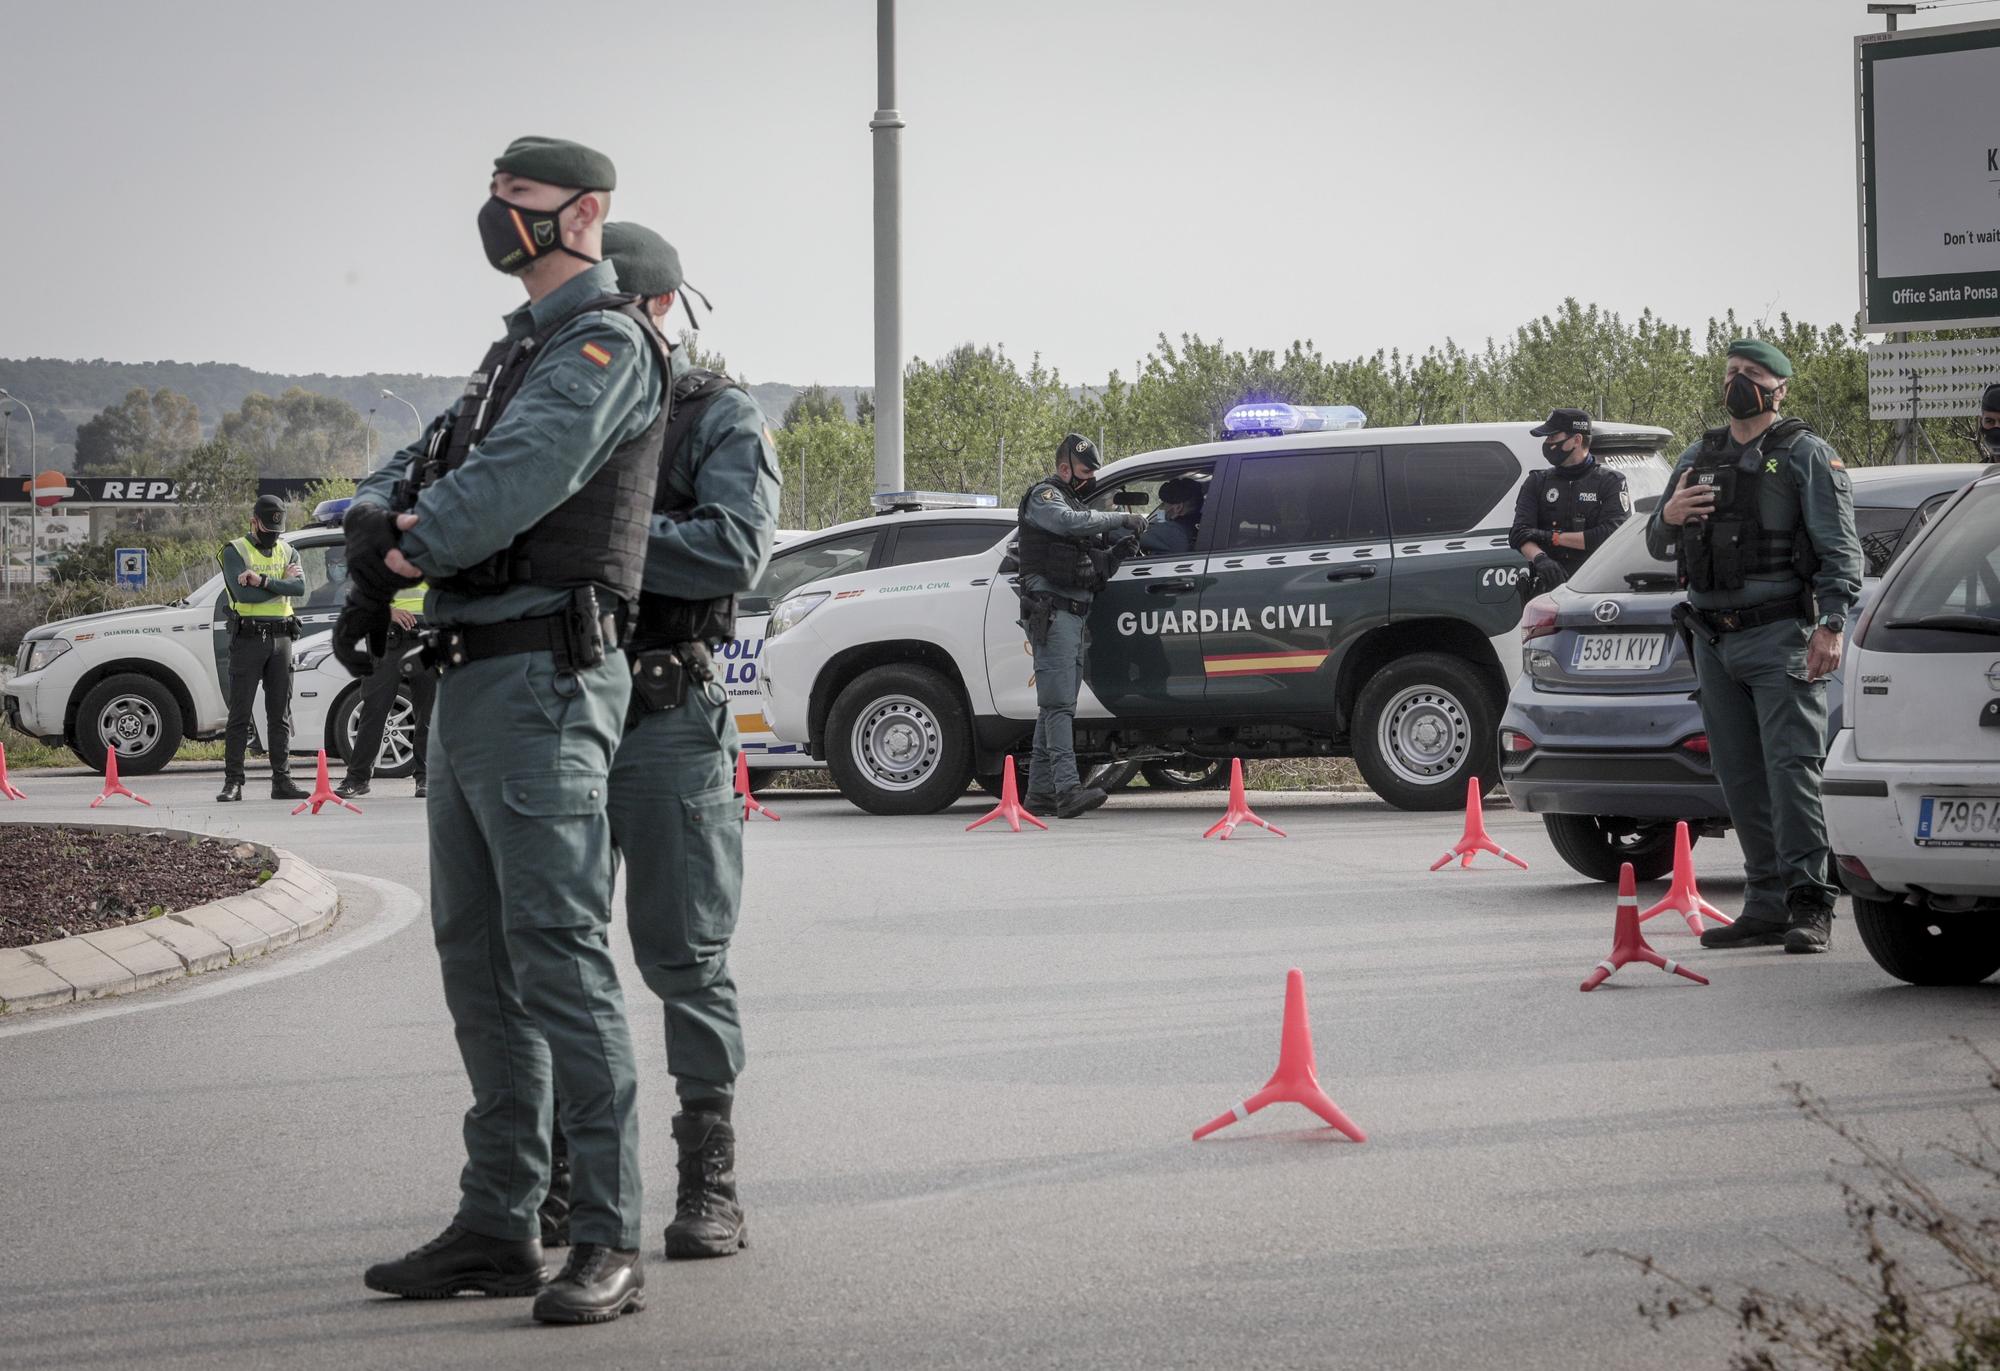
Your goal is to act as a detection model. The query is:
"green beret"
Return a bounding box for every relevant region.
[603,222,683,297]
[1726,338,1793,379]
[493,136,616,192]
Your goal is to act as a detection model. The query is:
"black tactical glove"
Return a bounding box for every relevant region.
[1124,513,1148,534]
[342,503,421,600]
[331,590,392,678]
[1528,552,1567,594]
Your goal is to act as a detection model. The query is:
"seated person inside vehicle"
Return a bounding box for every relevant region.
[1140,476,1206,556]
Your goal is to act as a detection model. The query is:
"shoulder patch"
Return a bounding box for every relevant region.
[1828,456,1845,470]
[1038,486,1061,502]
[580,342,613,367]
[1619,489,1631,513]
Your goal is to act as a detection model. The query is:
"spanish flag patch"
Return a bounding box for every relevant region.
[580,342,613,367]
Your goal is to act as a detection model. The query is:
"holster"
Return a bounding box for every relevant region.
[628,641,717,720]
[1022,593,1055,648]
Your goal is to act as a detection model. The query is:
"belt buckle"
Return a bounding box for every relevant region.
[1719,612,1741,631]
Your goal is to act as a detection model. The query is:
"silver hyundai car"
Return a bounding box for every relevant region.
[1498,463,1992,882]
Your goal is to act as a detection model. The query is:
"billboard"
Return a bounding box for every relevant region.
[1856,19,2000,332]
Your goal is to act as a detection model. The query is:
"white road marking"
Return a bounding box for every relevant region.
[0,871,421,1039]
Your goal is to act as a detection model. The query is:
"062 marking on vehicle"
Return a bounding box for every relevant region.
[1480,566,1530,588]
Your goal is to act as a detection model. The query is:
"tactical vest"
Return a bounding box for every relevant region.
[631,367,749,650]
[416,293,668,605]
[228,536,296,618]
[1677,418,1813,594]
[1014,480,1096,592]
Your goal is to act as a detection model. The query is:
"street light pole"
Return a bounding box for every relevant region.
[363,408,378,476]
[1,407,10,600]
[380,389,423,467]
[870,0,906,496]
[1868,3,1918,461]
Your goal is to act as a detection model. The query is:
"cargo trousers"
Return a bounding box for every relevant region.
[1029,606,1089,797]
[1690,616,1840,920]
[425,649,642,1250]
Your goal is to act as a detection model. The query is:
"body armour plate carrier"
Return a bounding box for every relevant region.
[631,367,746,650]
[1014,481,1095,592]
[414,294,669,605]
[1677,417,1811,594]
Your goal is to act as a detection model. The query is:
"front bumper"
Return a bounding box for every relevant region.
[1824,728,2000,901]
[4,674,56,739]
[1499,686,1725,820]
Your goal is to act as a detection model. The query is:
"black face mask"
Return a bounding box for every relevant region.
[1066,469,1097,495]
[1983,425,2000,455]
[1542,438,1572,467]
[477,190,598,275]
[1724,372,1778,420]
[250,526,279,552]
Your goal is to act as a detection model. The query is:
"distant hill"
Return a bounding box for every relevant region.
[0,357,865,466]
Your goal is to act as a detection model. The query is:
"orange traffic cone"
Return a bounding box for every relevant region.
[1202,758,1286,840]
[1429,776,1525,871]
[1193,968,1365,1142]
[0,744,26,800]
[1580,863,1710,991]
[966,755,1046,833]
[90,749,149,808]
[736,751,778,822]
[1639,821,1732,935]
[292,749,361,815]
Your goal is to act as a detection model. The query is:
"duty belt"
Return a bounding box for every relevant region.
[234,617,298,638]
[1674,595,1806,644]
[427,590,624,676]
[1031,591,1091,617]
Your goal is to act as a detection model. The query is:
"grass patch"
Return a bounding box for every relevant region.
[1,722,230,770]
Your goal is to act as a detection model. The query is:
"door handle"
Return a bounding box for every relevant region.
[1145,579,1196,595]
[1325,566,1378,582]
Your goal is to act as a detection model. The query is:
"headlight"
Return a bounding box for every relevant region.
[21,638,71,674]
[296,642,334,670]
[765,591,830,641]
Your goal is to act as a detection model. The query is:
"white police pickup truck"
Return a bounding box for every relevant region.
[759,408,1673,814]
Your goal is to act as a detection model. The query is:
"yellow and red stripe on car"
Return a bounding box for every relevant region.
[1202,649,1329,677]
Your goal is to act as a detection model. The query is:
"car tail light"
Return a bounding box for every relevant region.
[1520,594,1559,642]
[1499,729,1534,754]
[1837,854,1872,881]
[1678,734,1710,757]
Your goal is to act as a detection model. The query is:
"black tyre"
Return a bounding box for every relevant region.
[826,664,973,815]
[1852,894,2000,986]
[1542,814,1684,883]
[1139,757,1227,791]
[72,674,183,775]
[332,685,419,779]
[1350,653,1499,811]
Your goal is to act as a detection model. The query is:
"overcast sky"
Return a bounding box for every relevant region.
[1,0,1990,388]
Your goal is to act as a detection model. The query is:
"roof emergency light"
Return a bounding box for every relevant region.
[1222,403,1367,439]
[312,497,354,527]
[869,491,1001,513]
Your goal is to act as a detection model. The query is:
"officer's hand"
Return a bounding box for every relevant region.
[1125,513,1148,533]
[386,513,427,579]
[1529,553,1567,594]
[343,504,421,597]
[1662,481,1716,527]
[331,595,391,678]
[236,570,258,587]
[285,562,302,580]
[390,607,418,631]
[1806,626,1843,682]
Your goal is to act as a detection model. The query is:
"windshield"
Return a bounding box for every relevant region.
[1867,483,2000,651]
[1562,495,1667,594]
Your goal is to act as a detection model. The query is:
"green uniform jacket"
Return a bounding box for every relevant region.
[353,261,665,626]
[1643,423,1863,617]
[644,349,782,600]
[1020,479,1131,606]
[219,537,305,609]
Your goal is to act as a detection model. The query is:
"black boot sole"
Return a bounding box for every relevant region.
[1783,934,1832,955]
[663,1220,748,1261]
[531,1290,645,1324]
[363,1269,546,1299]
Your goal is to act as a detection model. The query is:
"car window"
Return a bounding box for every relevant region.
[1221,453,1381,551]
[743,531,882,613]
[297,541,345,609]
[1855,505,1913,579]
[1384,442,1520,537]
[1090,466,1216,556]
[1560,495,1669,594]
[885,522,1011,567]
[1867,483,2000,650]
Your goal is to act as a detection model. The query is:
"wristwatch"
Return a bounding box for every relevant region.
[1816,612,1846,634]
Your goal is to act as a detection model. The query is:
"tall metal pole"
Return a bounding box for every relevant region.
[1,408,11,600]
[1869,4,1917,461]
[870,0,906,496]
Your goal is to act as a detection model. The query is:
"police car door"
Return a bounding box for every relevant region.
[1083,465,1215,718]
[1381,439,1529,644]
[1200,448,1390,711]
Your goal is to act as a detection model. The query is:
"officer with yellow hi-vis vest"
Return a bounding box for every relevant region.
[217,494,308,803]
[337,580,434,800]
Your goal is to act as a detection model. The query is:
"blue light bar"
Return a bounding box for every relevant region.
[1222,403,1367,437]
[868,491,1001,511]
[312,497,354,527]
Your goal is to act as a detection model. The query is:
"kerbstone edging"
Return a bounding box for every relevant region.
[0,829,340,1014]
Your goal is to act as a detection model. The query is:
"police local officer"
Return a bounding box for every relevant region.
[1645,339,1862,955]
[1016,433,1146,818]
[216,494,307,804]
[1509,408,1630,593]
[537,222,780,1263]
[349,136,660,1325]
[335,580,433,800]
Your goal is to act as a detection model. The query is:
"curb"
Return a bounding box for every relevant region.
[0,827,340,1014]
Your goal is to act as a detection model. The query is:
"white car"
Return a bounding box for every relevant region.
[1825,466,2000,985]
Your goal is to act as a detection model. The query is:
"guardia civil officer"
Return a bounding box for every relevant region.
[1981,382,2000,456]
[1017,434,1146,817]
[1140,475,1204,556]
[216,494,307,804]
[1509,408,1631,594]
[346,137,664,1324]
[537,222,780,1262]
[335,579,432,799]
[1645,340,1862,955]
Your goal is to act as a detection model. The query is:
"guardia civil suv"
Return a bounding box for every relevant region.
[759,407,1675,814]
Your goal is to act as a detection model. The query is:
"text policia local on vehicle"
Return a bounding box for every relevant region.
[1115,603,1336,637]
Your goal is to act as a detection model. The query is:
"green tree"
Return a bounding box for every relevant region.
[217,388,370,478]
[172,439,258,541]
[72,387,202,475]
[774,415,873,529]
[782,384,848,429]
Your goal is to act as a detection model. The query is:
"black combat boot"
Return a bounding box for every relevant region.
[1055,785,1108,820]
[413,775,428,799]
[363,1223,546,1299]
[530,1244,644,1324]
[270,774,308,801]
[216,780,244,803]
[538,1152,573,1248]
[1783,892,1835,955]
[1699,914,1788,949]
[663,1111,748,1260]
[336,775,371,799]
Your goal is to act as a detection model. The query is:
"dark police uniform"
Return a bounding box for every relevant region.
[1016,434,1143,814]
[1508,409,1630,588]
[217,495,306,802]
[337,580,433,798]
[1644,339,1861,952]
[354,138,661,1321]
